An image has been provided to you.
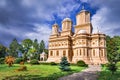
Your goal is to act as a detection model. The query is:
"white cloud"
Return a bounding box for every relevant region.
[90,0,120,36]
[22,0,80,21]
[25,24,52,46]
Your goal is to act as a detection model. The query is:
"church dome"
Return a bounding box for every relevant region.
[78,30,87,34]
[63,18,71,22]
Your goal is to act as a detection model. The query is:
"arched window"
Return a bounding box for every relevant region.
[63,50,66,56]
[93,50,95,56]
[50,51,53,56]
[56,51,59,56]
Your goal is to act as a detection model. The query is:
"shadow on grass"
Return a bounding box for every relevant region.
[98,71,120,80]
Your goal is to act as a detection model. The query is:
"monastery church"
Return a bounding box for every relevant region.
[47,7,108,65]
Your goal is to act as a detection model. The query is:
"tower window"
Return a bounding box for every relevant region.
[50,51,53,56]
[93,50,95,56]
[56,51,59,56]
[80,49,81,56]
[83,49,85,56]
[63,50,66,56]
[101,50,103,56]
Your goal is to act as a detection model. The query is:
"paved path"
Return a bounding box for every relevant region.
[58,65,101,80]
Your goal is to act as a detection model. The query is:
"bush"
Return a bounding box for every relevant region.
[101,63,109,67]
[16,66,27,72]
[50,62,57,65]
[77,60,88,67]
[108,63,117,74]
[5,56,15,67]
[0,58,5,64]
[15,58,23,64]
[30,59,39,65]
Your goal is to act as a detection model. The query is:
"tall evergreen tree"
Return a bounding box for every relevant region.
[0,44,7,58]
[39,40,45,53]
[59,56,71,71]
[8,38,19,57]
[33,39,39,52]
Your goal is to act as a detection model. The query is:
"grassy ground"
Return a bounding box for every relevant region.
[0,64,85,80]
[98,62,120,80]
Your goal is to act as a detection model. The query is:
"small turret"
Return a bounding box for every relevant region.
[52,23,59,35]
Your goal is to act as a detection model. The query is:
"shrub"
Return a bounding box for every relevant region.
[59,56,71,71]
[20,61,24,65]
[50,62,57,65]
[101,63,109,67]
[16,66,27,71]
[30,59,39,65]
[108,63,117,74]
[0,58,5,64]
[15,58,24,64]
[5,56,15,67]
[77,60,88,67]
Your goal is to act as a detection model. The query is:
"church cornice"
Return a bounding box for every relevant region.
[75,22,92,28]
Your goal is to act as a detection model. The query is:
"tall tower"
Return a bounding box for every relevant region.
[61,18,73,36]
[75,7,93,34]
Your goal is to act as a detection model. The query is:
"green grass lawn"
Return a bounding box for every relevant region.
[98,63,120,80]
[0,64,85,80]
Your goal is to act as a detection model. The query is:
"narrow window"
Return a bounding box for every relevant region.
[56,51,59,56]
[93,50,95,56]
[63,50,66,56]
[50,51,53,56]
[80,49,81,56]
[101,50,103,56]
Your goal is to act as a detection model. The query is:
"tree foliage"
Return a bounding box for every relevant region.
[22,39,33,49]
[59,56,71,71]
[39,40,45,53]
[8,39,20,57]
[0,44,7,58]
[106,36,120,74]
[106,36,120,63]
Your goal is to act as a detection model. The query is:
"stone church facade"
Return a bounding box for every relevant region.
[47,8,108,65]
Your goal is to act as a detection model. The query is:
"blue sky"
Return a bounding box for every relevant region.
[0,0,120,47]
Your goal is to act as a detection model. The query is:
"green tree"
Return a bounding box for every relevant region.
[39,40,45,53]
[22,39,33,61]
[106,36,120,74]
[22,39,33,50]
[33,39,39,51]
[106,36,120,63]
[27,48,37,60]
[59,56,71,71]
[8,38,19,57]
[0,44,7,58]
[33,39,40,60]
